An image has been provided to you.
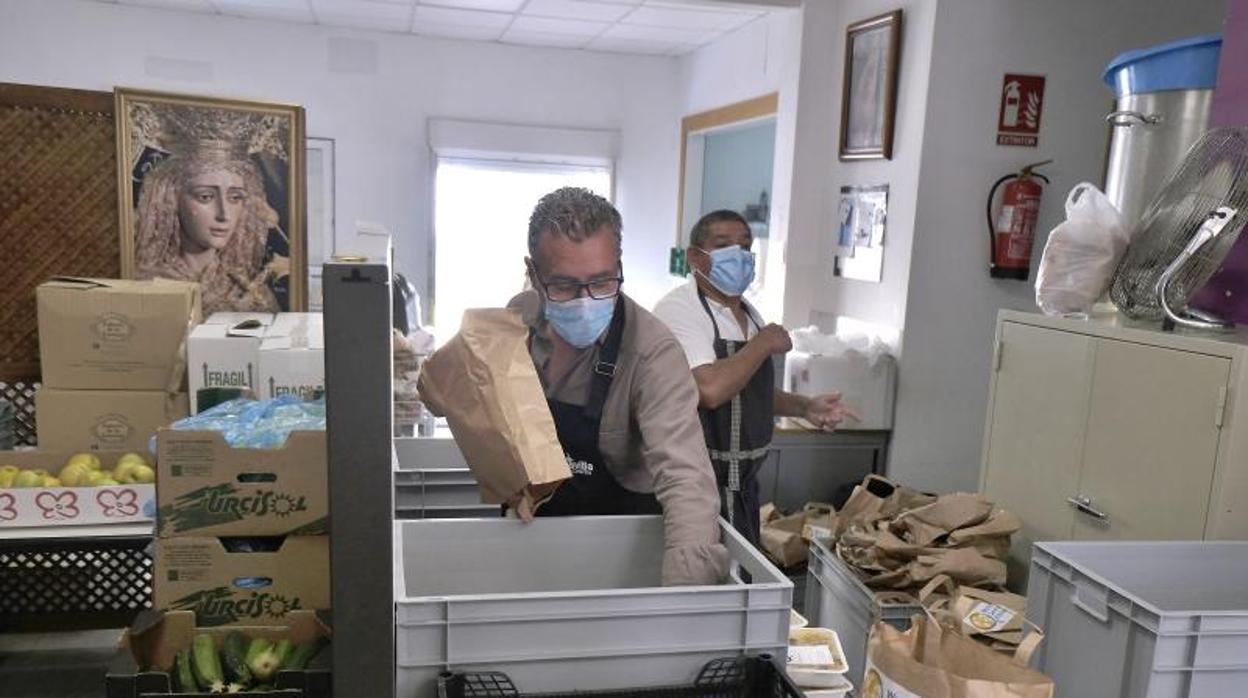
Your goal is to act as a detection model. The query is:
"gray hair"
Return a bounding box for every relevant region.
[689,209,750,248]
[527,187,622,261]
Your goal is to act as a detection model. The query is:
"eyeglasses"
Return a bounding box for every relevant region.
[531,266,624,302]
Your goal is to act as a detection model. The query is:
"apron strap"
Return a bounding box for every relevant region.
[584,295,627,421]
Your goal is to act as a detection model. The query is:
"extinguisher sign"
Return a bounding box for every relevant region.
[996,74,1045,147]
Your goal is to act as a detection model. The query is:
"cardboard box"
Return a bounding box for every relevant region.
[203,312,275,327]
[156,430,327,538]
[259,317,324,401]
[0,450,156,527]
[36,388,188,453]
[187,324,266,415]
[155,536,329,627]
[105,609,330,697]
[267,312,322,338]
[37,278,202,391]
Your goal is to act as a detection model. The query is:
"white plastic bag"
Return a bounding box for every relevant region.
[1034,183,1129,316]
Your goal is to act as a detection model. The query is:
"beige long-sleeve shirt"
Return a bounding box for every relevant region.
[509,290,729,586]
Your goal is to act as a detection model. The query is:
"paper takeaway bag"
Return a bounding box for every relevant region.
[417,309,570,516]
[864,614,1053,698]
[760,503,809,568]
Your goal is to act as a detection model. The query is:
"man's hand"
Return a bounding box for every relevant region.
[754,323,793,355]
[803,392,862,431]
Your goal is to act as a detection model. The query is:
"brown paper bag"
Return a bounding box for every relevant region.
[910,548,1007,588]
[893,493,994,546]
[417,309,570,515]
[801,502,837,542]
[864,614,1054,698]
[760,504,809,568]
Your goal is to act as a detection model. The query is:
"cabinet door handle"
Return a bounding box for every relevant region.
[1067,496,1110,523]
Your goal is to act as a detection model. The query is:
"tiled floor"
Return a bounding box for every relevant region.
[0,629,123,697]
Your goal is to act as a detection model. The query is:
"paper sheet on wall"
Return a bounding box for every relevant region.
[835,184,889,283]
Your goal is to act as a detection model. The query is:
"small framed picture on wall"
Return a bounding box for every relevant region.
[839,9,903,161]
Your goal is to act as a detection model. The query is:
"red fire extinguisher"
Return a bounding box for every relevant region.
[986,159,1051,280]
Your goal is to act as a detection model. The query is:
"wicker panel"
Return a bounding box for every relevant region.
[0,83,119,382]
[0,380,38,446]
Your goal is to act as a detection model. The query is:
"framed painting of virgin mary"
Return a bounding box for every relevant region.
[115,88,307,312]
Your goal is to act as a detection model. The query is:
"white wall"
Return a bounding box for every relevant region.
[0,0,683,311]
[678,8,802,321]
[888,0,1227,492]
[783,0,937,339]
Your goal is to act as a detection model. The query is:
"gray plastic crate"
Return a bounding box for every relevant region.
[1027,541,1248,697]
[393,515,792,697]
[394,468,498,519]
[804,537,920,686]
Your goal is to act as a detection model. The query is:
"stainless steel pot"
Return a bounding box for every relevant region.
[1103,88,1213,228]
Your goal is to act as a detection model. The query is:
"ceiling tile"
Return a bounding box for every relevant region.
[600,21,715,45]
[587,36,680,55]
[216,0,316,23]
[523,0,632,22]
[411,22,506,40]
[626,3,757,31]
[413,4,512,28]
[501,29,591,49]
[418,0,525,12]
[360,0,412,5]
[314,0,413,31]
[117,0,214,11]
[509,15,608,37]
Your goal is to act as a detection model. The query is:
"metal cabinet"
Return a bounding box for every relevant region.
[981,311,1248,583]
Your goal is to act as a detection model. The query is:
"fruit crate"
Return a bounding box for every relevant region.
[0,531,153,631]
[105,609,332,698]
[437,654,801,697]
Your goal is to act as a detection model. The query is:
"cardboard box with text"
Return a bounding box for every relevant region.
[37,278,201,391]
[156,430,327,538]
[37,388,188,453]
[154,536,329,627]
[187,322,267,415]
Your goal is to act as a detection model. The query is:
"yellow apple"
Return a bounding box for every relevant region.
[118,452,148,467]
[131,465,156,484]
[59,463,90,487]
[41,475,62,487]
[0,470,16,488]
[84,470,107,486]
[14,470,42,488]
[113,461,143,483]
[96,477,120,486]
[66,453,102,471]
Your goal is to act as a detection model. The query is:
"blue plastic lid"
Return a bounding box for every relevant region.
[1103,34,1221,96]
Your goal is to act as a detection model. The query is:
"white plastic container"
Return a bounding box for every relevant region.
[1028,540,1248,697]
[787,626,850,689]
[785,351,896,430]
[393,515,792,697]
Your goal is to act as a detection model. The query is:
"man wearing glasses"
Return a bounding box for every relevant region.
[507,187,728,586]
[653,210,855,546]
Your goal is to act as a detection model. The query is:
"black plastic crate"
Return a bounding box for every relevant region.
[0,534,153,631]
[437,655,801,698]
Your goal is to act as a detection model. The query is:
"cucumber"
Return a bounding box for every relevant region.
[284,636,329,671]
[271,639,294,669]
[174,648,197,693]
[221,631,253,687]
[191,633,225,694]
[249,648,281,683]
[245,637,273,665]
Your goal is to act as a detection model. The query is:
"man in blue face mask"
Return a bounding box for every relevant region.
[653,210,856,546]
[506,187,729,586]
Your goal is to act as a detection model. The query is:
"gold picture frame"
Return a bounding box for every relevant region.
[115,88,307,312]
